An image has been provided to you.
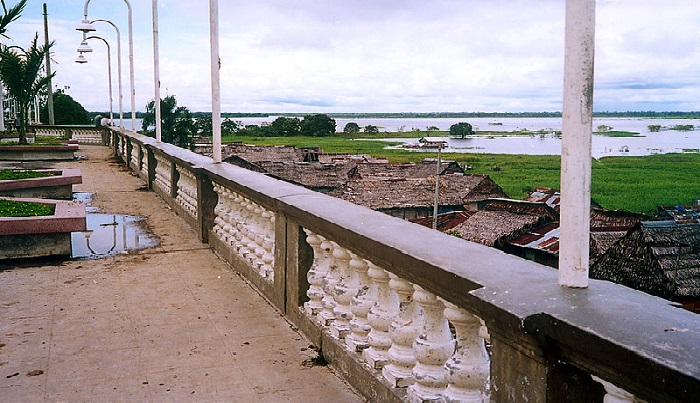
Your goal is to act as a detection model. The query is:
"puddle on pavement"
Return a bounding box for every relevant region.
[71,193,160,259]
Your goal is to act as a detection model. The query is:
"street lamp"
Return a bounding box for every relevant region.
[89,19,123,128]
[77,0,135,132]
[76,35,114,124]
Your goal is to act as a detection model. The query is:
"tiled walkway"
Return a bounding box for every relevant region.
[0,145,361,401]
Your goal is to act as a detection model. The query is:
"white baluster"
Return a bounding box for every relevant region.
[262,211,275,280]
[346,255,373,352]
[303,231,327,318]
[331,244,354,339]
[318,240,338,326]
[383,274,422,388]
[407,286,455,402]
[442,301,490,402]
[364,263,396,369]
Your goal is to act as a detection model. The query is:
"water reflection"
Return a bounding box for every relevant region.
[71,213,159,259]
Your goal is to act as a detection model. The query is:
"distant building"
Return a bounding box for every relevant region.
[590,221,700,313]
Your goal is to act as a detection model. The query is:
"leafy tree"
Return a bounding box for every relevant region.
[300,114,335,137]
[449,122,474,139]
[427,126,440,131]
[0,34,54,144]
[40,90,90,125]
[141,95,196,148]
[343,122,360,134]
[270,116,301,136]
[648,125,661,132]
[364,125,379,134]
[221,118,240,136]
[196,116,212,137]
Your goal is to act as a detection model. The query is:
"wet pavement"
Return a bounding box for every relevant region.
[0,145,361,401]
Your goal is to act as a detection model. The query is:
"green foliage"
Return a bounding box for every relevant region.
[270,116,302,136]
[0,169,53,180]
[40,91,91,125]
[141,95,196,148]
[449,122,474,138]
[364,125,379,134]
[221,118,240,136]
[0,34,54,144]
[343,122,361,134]
[0,198,54,217]
[670,124,694,132]
[0,0,26,39]
[596,125,612,132]
[195,117,212,137]
[648,125,661,132]
[594,131,641,137]
[300,114,336,137]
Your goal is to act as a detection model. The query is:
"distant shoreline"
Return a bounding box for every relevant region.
[221,111,700,119]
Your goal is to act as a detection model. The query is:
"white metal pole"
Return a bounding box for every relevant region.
[0,82,4,132]
[86,36,113,124]
[559,0,596,288]
[210,0,221,162]
[93,20,123,128]
[433,147,441,230]
[152,0,161,142]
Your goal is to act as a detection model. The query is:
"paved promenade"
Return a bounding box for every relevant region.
[0,145,361,402]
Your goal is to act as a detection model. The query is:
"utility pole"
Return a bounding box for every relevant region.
[43,3,54,125]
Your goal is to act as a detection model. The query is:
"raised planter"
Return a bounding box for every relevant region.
[0,197,87,259]
[0,169,82,199]
[0,144,79,161]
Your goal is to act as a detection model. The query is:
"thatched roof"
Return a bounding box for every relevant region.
[329,175,506,210]
[254,161,355,191]
[352,160,463,179]
[590,208,645,230]
[450,210,544,247]
[410,211,475,231]
[590,221,700,299]
[222,144,305,163]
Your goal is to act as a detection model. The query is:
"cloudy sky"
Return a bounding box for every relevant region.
[5,0,700,113]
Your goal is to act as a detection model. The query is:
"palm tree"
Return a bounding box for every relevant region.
[0,34,54,143]
[141,95,196,148]
[0,0,26,38]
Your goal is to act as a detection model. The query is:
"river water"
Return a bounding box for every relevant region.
[126,116,699,158]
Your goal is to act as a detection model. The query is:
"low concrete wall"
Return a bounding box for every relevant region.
[0,169,82,199]
[0,144,79,161]
[0,198,86,259]
[110,129,700,402]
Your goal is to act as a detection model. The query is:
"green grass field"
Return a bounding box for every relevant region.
[222,134,700,215]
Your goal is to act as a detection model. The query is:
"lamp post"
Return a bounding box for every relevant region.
[76,35,114,124]
[77,0,135,132]
[90,19,123,128]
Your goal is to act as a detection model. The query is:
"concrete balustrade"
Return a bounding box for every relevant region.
[32,125,108,145]
[106,128,699,403]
